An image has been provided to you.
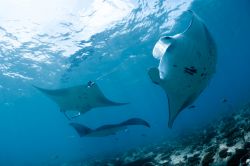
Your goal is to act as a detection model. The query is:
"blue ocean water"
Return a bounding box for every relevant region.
[0,0,249,165]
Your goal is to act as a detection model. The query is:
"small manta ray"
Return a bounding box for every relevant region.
[148,11,217,128]
[34,81,128,119]
[69,118,150,137]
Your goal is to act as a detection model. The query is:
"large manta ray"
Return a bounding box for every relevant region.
[34,81,128,119]
[148,11,217,128]
[69,118,150,137]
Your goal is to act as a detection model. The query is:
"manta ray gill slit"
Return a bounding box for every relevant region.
[184,66,198,75]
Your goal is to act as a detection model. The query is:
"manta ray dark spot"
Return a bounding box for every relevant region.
[201,72,208,79]
[173,64,177,67]
[184,66,197,75]
[201,73,207,77]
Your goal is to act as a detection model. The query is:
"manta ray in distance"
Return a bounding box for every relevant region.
[69,118,150,137]
[34,81,128,119]
[148,11,217,128]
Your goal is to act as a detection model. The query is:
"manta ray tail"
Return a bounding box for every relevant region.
[120,118,150,128]
[69,123,92,137]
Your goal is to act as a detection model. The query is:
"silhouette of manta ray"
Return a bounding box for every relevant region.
[70,118,150,137]
[34,81,128,119]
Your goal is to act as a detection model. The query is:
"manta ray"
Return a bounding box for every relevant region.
[69,118,150,137]
[34,81,128,119]
[148,11,217,128]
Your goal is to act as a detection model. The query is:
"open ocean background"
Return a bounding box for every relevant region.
[0,0,249,165]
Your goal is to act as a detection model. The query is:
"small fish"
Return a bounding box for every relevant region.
[188,105,196,109]
[221,98,228,103]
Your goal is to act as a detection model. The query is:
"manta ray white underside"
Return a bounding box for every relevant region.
[148,11,217,128]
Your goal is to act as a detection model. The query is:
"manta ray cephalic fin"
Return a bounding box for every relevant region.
[152,36,173,60]
[148,67,161,85]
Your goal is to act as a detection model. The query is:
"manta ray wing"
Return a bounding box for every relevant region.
[69,123,92,137]
[120,118,151,128]
[90,83,129,108]
[94,124,124,136]
[33,85,73,109]
[70,123,123,137]
[34,82,128,114]
[69,118,150,137]
[149,11,217,128]
[34,85,90,112]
